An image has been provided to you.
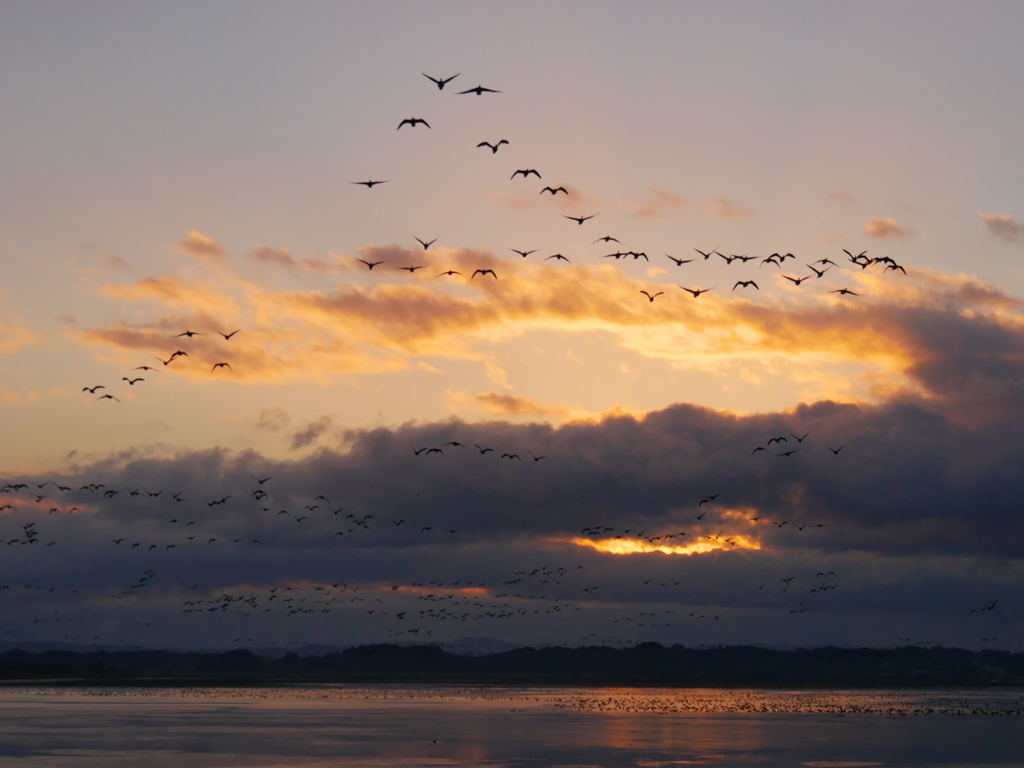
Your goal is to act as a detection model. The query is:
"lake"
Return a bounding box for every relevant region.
[1,685,1022,767]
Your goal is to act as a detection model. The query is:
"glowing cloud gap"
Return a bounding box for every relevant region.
[569,536,761,556]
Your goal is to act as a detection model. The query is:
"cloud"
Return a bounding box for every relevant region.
[863,217,911,239]
[249,245,296,268]
[828,191,859,209]
[700,197,753,220]
[174,230,228,264]
[451,391,575,419]
[0,321,37,353]
[979,212,1023,243]
[290,416,334,450]
[257,408,290,432]
[629,187,688,220]
[102,253,131,270]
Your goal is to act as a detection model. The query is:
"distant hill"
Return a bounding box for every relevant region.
[2,643,1023,685]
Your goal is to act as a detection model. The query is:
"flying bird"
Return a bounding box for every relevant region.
[397,265,427,272]
[211,362,232,372]
[827,445,845,455]
[350,180,389,188]
[82,385,105,394]
[476,140,508,153]
[458,84,502,95]
[122,377,144,385]
[733,280,759,290]
[831,288,860,296]
[97,394,120,402]
[545,254,571,263]
[640,291,663,302]
[357,259,385,270]
[679,286,714,297]
[132,365,157,371]
[422,72,459,90]
[414,237,438,249]
[694,248,718,260]
[398,117,430,130]
[781,274,811,286]
[594,236,620,244]
[666,254,694,266]
[176,330,202,338]
[511,169,541,179]
[216,330,240,340]
[437,269,463,277]
[472,269,497,279]
[564,214,597,225]
[540,186,568,195]
[509,249,537,258]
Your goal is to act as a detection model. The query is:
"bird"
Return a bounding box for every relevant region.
[733,281,759,290]
[397,265,427,272]
[782,275,811,286]
[476,140,508,153]
[216,330,240,340]
[594,236,620,244]
[826,445,845,455]
[423,72,459,90]
[82,385,105,394]
[472,269,497,279]
[97,394,120,402]
[176,330,202,338]
[474,444,494,454]
[564,214,597,225]
[540,186,568,195]
[436,270,463,277]
[350,180,389,188]
[458,85,502,95]
[211,362,232,372]
[831,288,860,296]
[666,254,694,266]
[132,365,157,372]
[122,377,144,385]
[694,248,718,260]
[357,259,385,270]
[509,249,537,258]
[545,254,570,263]
[398,117,430,130]
[511,169,541,179]
[640,291,663,302]
[414,237,438,250]
[807,264,830,278]
[679,286,714,297]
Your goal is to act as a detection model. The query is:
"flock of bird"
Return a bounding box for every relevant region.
[0,69,1007,654]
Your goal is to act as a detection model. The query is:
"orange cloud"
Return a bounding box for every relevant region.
[979,212,1023,243]
[0,322,37,353]
[701,197,753,220]
[863,217,911,239]
[452,391,574,419]
[629,187,687,220]
[249,245,296,268]
[175,230,228,263]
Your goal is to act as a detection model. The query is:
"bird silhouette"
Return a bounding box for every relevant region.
[414,237,438,249]
[540,186,568,195]
[472,269,497,279]
[733,281,758,290]
[216,330,240,340]
[357,259,386,270]
[476,140,508,153]
[666,254,694,266]
[545,254,571,263]
[564,214,597,225]
[436,270,463,277]
[679,286,714,297]
[398,117,430,130]
[423,72,459,90]
[82,385,105,393]
[211,362,232,372]
[350,180,389,188]
[511,169,541,179]
[458,85,501,95]
[398,265,427,272]
[122,377,144,385]
[509,249,537,258]
[782,274,811,286]
[831,288,860,296]
[640,291,663,302]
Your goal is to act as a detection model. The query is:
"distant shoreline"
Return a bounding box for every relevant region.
[3,642,1023,688]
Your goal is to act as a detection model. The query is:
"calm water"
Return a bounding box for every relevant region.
[1,685,1022,767]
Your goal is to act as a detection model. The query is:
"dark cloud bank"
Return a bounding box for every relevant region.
[3,285,1024,652]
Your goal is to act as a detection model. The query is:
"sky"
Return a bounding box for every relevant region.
[2,1,1024,653]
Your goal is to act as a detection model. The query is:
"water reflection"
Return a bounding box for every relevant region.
[0,686,1021,768]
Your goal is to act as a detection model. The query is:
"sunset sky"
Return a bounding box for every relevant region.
[2,2,1023,653]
